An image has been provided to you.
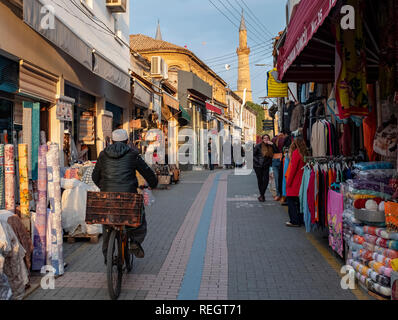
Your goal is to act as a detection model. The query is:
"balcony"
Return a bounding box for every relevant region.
[106,0,127,13]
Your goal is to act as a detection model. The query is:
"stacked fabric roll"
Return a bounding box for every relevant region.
[32,144,47,271]
[0,144,5,209]
[4,145,14,212]
[46,143,64,276]
[344,208,398,299]
[18,144,29,220]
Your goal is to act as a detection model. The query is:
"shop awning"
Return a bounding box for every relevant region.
[277,0,339,81]
[215,114,234,126]
[23,0,130,93]
[178,104,191,126]
[133,80,152,108]
[163,92,179,111]
[205,102,222,115]
[19,60,58,103]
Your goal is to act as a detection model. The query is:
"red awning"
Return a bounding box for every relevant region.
[277,0,339,81]
[205,102,222,115]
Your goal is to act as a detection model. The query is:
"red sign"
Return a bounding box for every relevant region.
[205,102,222,115]
[277,0,338,81]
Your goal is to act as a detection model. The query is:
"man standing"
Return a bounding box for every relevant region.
[208,138,214,170]
[92,129,158,264]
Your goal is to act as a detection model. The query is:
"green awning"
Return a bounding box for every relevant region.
[178,104,191,125]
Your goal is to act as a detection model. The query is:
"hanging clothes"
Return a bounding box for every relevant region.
[334,0,369,118]
[339,123,352,156]
[363,85,377,161]
[290,103,304,132]
[311,120,327,157]
[300,166,312,232]
[307,169,316,224]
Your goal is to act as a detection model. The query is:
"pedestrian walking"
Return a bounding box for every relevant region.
[253,134,278,202]
[285,138,308,227]
[208,138,215,170]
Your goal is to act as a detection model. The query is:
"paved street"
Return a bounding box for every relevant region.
[26,169,366,300]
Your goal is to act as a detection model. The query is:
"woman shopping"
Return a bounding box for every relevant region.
[285,138,308,227]
[253,134,278,202]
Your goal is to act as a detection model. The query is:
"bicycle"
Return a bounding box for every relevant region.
[106,224,134,300]
[86,190,146,300]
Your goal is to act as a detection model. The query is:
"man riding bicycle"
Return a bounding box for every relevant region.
[92,129,158,264]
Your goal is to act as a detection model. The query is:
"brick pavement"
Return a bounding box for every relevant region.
[26,169,360,300]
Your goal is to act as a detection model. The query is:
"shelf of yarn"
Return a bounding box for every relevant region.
[353,198,386,225]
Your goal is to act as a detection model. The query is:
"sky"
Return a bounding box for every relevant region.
[129,0,286,105]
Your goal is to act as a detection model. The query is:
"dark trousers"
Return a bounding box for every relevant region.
[102,214,147,259]
[287,196,303,225]
[208,153,214,170]
[254,167,270,197]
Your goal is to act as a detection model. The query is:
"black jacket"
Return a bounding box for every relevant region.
[92,142,158,193]
[253,143,278,168]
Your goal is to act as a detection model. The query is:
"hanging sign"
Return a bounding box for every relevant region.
[101,110,113,142]
[79,112,95,145]
[56,96,74,121]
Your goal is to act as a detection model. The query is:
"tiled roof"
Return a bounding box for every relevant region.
[130,34,187,52]
[129,34,227,86]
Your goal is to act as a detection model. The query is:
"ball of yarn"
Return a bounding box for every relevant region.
[354,199,363,209]
[365,200,378,211]
[378,201,385,212]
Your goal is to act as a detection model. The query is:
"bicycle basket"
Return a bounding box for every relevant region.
[86,192,144,227]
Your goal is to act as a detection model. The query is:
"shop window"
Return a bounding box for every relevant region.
[0,56,18,94]
[105,101,123,130]
[0,99,13,144]
[65,84,96,162]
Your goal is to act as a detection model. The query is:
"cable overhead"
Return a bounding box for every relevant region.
[238,0,274,38]
[217,0,268,44]
[214,53,273,74]
[223,0,270,43]
[203,41,272,62]
[205,45,273,66]
[215,0,265,44]
[208,0,264,46]
[207,47,274,68]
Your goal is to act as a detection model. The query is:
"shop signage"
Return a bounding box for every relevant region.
[79,112,95,145]
[205,102,222,115]
[56,96,74,121]
[101,111,113,141]
[278,0,338,79]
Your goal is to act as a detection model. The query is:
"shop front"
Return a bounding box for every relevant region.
[275,0,398,300]
[0,0,131,298]
[177,70,213,171]
[130,78,155,154]
[162,92,180,166]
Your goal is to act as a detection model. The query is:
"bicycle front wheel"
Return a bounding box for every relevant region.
[107,229,122,300]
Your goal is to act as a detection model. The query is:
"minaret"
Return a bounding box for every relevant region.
[155,20,162,40]
[235,11,252,102]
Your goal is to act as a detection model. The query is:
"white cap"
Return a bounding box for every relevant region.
[112,129,128,142]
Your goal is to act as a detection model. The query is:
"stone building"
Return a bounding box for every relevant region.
[130,29,229,170]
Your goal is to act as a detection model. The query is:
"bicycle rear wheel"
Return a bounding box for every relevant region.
[107,229,122,300]
[124,238,134,273]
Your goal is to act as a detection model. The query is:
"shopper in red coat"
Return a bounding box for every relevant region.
[285,138,308,227]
